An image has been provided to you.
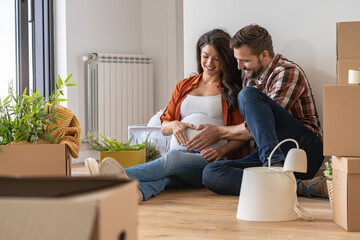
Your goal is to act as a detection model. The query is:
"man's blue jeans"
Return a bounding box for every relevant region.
[125,149,209,201]
[202,86,324,195]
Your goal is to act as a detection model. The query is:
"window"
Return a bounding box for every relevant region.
[0,0,16,100]
[0,0,54,100]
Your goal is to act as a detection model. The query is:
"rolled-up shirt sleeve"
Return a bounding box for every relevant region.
[160,81,182,123]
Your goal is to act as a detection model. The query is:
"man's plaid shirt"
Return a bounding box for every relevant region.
[243,54,322,137]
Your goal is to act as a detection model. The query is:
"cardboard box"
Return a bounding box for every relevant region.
[336,21,360,85]
[337,21,360,60]
[0,177,138,240]
[332,156,360,231]
[323,85,360,156]
[0,144,71,176]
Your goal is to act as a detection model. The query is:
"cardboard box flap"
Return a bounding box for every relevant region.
[337,21,360,59]
[0,198,97,240]
[332,156,360,174]
[0,177,130,197]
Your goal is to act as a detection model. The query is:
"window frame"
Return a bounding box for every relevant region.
[15,0,54,98]
[15,0,30,94]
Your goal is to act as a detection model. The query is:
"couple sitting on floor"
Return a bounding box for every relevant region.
[85,24,327,202]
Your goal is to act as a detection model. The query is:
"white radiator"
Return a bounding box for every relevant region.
[83,53,153,142]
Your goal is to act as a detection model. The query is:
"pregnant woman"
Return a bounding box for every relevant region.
[85,29,249,201]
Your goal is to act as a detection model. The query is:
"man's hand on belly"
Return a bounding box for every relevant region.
[186,124,220,151]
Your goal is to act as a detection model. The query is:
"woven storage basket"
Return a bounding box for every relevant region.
[326,180,333,209]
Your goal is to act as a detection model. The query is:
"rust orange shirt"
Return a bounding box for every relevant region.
[160,74,248,159]
[160,74,244,126]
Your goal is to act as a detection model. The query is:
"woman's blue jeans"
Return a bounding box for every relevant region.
[125,149,209,201]
[202,86,324,195]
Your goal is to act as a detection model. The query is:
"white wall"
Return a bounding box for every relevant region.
[142,0,184,111]
[55,0,143,142]
[55,0,183,162]
[184,0,360,127]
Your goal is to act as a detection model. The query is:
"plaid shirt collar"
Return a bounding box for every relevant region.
[257,54,280,85]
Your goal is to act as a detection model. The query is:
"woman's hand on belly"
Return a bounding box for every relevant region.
[200,148,225,162]
[172,121,195,146]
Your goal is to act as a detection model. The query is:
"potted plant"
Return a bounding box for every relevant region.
[324,158,333,209]
[0,74,76,147]
[87,132,161,168]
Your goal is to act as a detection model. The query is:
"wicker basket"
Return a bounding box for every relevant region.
[326,180,333,209]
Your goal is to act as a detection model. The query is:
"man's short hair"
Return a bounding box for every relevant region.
[230,24,275,58]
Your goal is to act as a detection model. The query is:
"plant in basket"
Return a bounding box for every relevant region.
[324,158,334,209]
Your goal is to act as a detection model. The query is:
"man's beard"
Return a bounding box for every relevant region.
[245,59,264,79]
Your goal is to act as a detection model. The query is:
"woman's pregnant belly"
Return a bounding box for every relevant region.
[169,113,227,151]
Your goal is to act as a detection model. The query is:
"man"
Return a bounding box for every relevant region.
[187,24,324,196]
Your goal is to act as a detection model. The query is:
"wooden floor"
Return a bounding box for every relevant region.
[72,163,360,240]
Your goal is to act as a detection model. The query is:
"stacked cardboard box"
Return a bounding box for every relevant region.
[323,21,360,232]
[331,157,360,232]
[337,21,360,85]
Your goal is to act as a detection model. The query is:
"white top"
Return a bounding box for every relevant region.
[180,94,223,120]
[169,94,227,151]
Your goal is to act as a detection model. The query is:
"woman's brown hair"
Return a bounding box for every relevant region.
[196,29,242,111]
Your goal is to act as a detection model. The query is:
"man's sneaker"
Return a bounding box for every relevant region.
[99,157,129,180]
[297,176,329,198]
[84,157,101,176]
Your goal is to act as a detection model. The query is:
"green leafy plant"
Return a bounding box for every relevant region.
[145,140,162,162]
[0,74,76,149]
[0,85,57,146]
[324,158,333,181]
[47,74,76,105]
[88,131,161,162]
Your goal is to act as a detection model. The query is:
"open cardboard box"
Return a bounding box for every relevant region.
[332,156,360,232]
[0,177,138,240]
[0,144,71,176]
